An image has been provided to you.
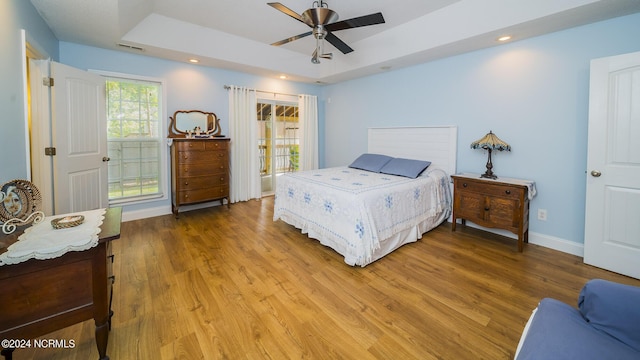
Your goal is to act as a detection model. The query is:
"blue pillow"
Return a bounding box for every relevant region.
[348,153,393,173]
[379,158,431,178]
[578,279,640,352]
[515,298,640,360]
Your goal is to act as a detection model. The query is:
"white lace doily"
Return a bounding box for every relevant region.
[0,208,106,266]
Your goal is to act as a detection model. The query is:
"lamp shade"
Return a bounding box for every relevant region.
[470,131,510,179]
[470,131,511,151]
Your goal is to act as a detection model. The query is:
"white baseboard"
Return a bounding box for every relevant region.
[449,220,584,257]
[121,205,172,222]
[528,232,584,257]
[120,200,227,222]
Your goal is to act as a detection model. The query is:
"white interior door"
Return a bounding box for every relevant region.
[29,59,54,215]
[584,51,640,279]
[51,62,108,214]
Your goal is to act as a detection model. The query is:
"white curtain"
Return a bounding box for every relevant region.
[298,94,319,171]
[228,86,260,203]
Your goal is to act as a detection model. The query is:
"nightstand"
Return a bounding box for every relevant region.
[451,173,536,252]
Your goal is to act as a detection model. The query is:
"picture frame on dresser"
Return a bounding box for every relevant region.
[168,110,230,217]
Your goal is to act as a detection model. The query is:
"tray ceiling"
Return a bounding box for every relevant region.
[30,0,640,84]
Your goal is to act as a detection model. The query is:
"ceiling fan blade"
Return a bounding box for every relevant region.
[271,31,313,46]
[325,12,385,32]
[267,2,307,25]
[325,32,353,54]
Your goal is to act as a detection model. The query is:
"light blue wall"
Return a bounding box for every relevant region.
[59,42,322,214]
[3,0,639,247]
[0,0,58,183]
[321,13,640,246]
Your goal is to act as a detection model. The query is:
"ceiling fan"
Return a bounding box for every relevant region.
[268,1,385,64]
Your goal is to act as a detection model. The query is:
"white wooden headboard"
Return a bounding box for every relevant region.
[368,126,458,176]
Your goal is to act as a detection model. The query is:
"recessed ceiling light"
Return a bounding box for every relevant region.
[189,58,199,63]
[497,35,512,42]
[279,75,288,79]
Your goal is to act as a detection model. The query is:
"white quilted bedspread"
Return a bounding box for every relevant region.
[273,166,451,265]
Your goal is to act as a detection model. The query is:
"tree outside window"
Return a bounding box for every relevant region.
[106,78,162,201]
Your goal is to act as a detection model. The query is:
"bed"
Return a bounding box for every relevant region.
[273,126,458,266]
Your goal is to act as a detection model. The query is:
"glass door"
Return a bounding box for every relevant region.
[257,101,299,196]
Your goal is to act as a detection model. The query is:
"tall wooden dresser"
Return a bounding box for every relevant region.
[170,138,230,216]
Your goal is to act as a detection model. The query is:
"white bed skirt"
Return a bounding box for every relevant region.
[278,209,449,267]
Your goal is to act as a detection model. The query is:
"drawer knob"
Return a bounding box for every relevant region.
[505,190,511,194]
[484,207,490,211]
[463,183,468,187]
[184,181,189,185]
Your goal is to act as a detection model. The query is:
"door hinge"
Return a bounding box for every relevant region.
[43,77,54,87]
[44,147,56,156]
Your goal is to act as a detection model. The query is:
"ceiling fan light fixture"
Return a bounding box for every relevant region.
[302,7,338,26]
[313,26,327,40]
[268,1,385,64]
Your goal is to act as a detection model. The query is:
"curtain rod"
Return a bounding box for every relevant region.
[223,85,299,98]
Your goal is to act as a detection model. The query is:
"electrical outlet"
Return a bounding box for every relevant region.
[537,209,547,221]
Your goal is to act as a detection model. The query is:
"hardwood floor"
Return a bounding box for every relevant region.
[16,197,640,359]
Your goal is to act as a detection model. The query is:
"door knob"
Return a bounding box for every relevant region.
[102,157,111,162]
[590,170,601,177]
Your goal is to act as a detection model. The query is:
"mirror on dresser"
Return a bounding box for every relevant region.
[168,110,229,216]
[168,110,223,138]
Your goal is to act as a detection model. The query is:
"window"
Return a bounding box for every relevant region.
[257,100,299,195]
[106,77,164,202]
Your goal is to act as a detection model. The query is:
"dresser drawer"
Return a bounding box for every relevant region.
[177,174,228,190]
[177,150,228,163]
[178,186,229,203]
[455,179,523,199]
[174,140,228,152]
[176,160,228,177]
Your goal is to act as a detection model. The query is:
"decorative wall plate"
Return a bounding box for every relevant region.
[0,179,43,224]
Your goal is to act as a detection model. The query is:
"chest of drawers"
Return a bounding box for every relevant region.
[170,138,230,216]
[451,174,533,252]
[0,208,121,360]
